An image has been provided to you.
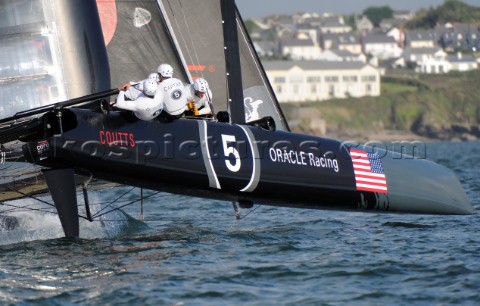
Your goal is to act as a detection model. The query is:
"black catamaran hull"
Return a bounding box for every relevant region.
[23,109,472,216]
[0,0,473,240]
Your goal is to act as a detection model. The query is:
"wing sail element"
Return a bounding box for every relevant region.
[0,0,110,118]
[157,0,290,130]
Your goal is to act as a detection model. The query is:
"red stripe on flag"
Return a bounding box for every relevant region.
[356,186,387,193]
[350,148,388,194]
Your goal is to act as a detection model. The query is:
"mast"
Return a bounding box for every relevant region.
[221,0,245,124]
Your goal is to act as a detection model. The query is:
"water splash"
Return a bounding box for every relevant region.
[0,191,144,245]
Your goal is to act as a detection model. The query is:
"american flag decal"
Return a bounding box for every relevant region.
[350,149,388,194]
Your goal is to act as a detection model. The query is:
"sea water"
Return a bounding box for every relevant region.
[0,141,479,305]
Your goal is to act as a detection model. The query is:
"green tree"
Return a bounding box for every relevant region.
[362,6,393,27]
[406,0,480,29]
[244,19,259,34]
[438,0,479,23]
[345,14,358,30]
[406,8,438,29]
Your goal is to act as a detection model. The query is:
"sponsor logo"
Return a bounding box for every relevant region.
[244,97,263,122]
[187,64,216,73]
[268,148,340,172]
[99,130,136,147]
[36,140,50,160]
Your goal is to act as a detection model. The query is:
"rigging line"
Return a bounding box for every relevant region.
[0,205,56,215]
[87,192,170,206]
[178,0,203,77]
[237,204,262,220]
[89,199,134,206]
[5,185,55,208]
[85,218,132,222]
[92,190,161,218]
[0,202,58,215]
[172,0,196,71]
[167,0,201,78]
[91,186,137,217]
[92,191,162,219]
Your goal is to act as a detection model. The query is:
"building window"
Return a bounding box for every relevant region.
[325,76,339,82]
[342,75,358,82]
[274,77,286,83]
[307,76,322,83]
[311,84,317,94]
[361,75,376,82]
[290,75,304,83]
[277,85,282,93]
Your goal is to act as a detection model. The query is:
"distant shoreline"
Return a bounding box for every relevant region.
[323,129,433,143]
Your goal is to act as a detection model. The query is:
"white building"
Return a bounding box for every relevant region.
[417,57,451,74]
[449,53,478,72]
[356,16,373,35]
[280,38,322,60]
[403,47,450,74]
[403,47,447,64]
[264,61,381,102]
[296,23,321,47]
[318,50,366,63]
[363,34,403,60]
[386,27,405,47]
[320,16,352,34]
[322,33,363,54]
[406,30,437,48]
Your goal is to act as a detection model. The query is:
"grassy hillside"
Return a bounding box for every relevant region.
[406,0,480,29]
[282,70,480,140]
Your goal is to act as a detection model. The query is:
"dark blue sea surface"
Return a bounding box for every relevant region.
[0,141,479,305]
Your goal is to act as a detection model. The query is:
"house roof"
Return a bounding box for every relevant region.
[379,18,407,29]
[280,39,315,47]
[448,55,477,63]
[263,60,368,71]
[356,16,373,27]
[322,33,361,46]
[296,23,319,30]
[332,49,360,57]
[403,47,445,55]
[337,34,360,44]
[363,34,396,44]
[407,30,436,41]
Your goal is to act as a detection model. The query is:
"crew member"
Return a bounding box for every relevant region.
[113,79,163,121]
[118,62,172,92]
[184,78,212,117]
[122,73,159,101]
[157,74,188,121]
[157,63,174,82]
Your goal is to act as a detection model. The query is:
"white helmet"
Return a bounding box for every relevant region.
[194,78,209,93]
[148,72,159,83]
[143,79,157,97]
[157,63,173,78]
